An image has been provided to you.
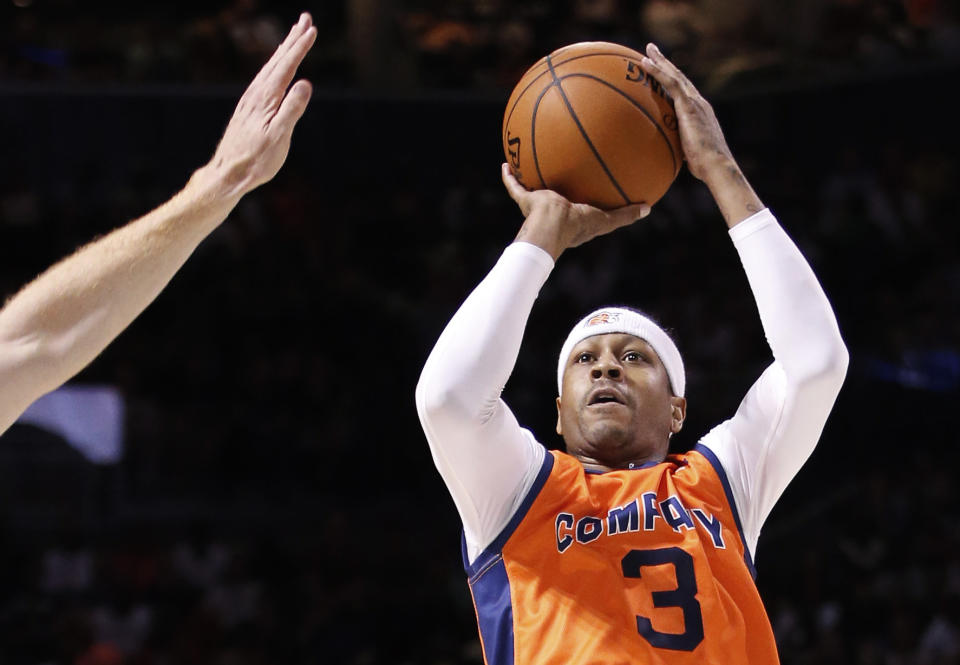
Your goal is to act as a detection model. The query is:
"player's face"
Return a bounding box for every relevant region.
[556,333,685,469]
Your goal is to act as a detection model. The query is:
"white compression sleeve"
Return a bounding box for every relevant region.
[416,242,552,564]
[699,209,849,556]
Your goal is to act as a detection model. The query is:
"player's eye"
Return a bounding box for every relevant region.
[623,351,645,363]
[575,352,594,363]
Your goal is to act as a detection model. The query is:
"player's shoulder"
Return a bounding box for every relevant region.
[665,445,732,493]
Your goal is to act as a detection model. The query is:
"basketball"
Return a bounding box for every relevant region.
[502,42,683,210]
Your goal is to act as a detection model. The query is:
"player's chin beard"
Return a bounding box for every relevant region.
[580,420,633,459]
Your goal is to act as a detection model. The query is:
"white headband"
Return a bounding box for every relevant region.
[557,307,685,397]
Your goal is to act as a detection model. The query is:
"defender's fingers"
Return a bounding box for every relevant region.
[255,13,313,84]
[234,14,312,112]
[264,24,317,95]
[242,13,313,106]
[271,79,313,135]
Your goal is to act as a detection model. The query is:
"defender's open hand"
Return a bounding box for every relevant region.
[209,12,318,195]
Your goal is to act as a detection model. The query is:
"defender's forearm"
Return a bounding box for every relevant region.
[0,166,239,430]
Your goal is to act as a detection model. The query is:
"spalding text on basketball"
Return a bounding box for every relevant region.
[506,131,522,174]
[625,61,667,99]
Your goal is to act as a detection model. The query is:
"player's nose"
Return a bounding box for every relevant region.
[590,353,622,380]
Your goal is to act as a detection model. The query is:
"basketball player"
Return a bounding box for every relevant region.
[416,43,848,664]
[0,13,317,436]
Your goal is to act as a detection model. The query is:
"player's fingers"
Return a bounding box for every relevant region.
[644,43,682,79]
[608,203,651,228]
[271,79,313,135]
[501,162,530,203]
[638,50,674,91]
[568,202,646,246]
[642,43,696,98]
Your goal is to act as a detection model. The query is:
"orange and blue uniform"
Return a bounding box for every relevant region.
[417,214,848,665]
[465,446,778,665]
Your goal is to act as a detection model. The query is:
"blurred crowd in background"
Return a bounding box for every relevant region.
[2,0,959,93]
[2,1,960,664]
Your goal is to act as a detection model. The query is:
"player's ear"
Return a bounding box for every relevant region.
[670,396,687,433]
[555,396,563,436]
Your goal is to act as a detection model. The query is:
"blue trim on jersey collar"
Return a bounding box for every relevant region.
[463,451,555,579]
[692,443,757,579]
[583,459,662,473]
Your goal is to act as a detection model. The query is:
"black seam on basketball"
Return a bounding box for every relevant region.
[552,50,646,70]
[530,74,552,190]
[505,51,654,139]
[504,52,631,129]
[546,55,630,206]
[504,58,548,133]
[557,72,679,175]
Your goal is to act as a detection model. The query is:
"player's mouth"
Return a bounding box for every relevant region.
[587,387,626,407]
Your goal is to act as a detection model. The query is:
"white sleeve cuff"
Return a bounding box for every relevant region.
[728,208,776,243]
[506,240,556,272]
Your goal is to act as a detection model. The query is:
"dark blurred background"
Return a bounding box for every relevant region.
[1,0,959,664]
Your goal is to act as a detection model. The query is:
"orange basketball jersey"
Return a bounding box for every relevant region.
[464,444,779,665]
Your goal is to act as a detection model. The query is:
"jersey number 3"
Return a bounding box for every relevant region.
[621,547,705,651]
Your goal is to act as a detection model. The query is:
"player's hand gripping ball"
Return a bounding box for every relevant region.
[503,42,682,210]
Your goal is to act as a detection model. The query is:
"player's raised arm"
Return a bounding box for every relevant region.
[415,168,649,562]
[639,43,763,228]
[641,43,849,550]
[0,13,317,435]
